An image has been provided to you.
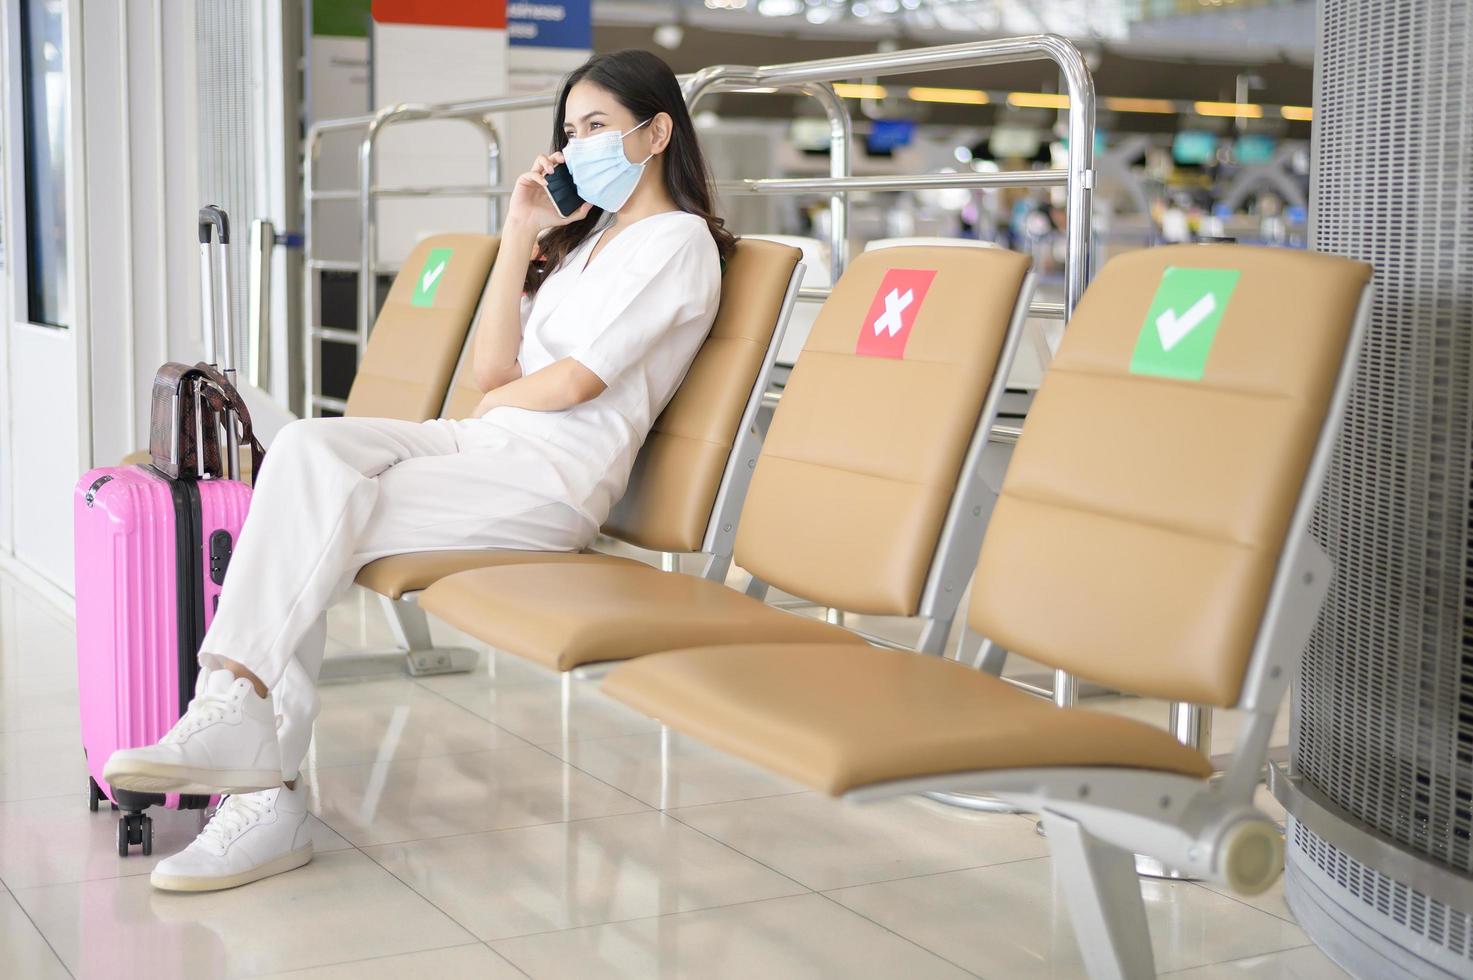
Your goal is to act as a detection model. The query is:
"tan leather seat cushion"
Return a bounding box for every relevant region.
[345,234,500,421]
[604,644,1213,796]
[733,245,1031,616]
[604,239,801,553]
[419,562,861,672]
[970,245,1371,706]
[439,239,801,559]
[355,548,643,599]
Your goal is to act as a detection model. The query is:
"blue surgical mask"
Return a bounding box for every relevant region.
[562,118,654,213]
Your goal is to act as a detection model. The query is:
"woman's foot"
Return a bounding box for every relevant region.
[150,783,313,892]
[103,670,282,795]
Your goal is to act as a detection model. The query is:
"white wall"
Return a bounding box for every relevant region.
[80,0,206,467]
[504,46,586,186]
[0,0,88,591]
[0,0,210,593]
[372,22,506,265]
[308,33,370,265]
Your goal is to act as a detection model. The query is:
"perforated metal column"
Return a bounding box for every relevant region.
[196,0,260,367]
[1288,1,1473,977]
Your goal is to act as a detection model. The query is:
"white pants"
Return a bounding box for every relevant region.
[198,416,597,779]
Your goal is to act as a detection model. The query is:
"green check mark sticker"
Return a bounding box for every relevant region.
[410,247,453,308]
[1129,267,1240,381]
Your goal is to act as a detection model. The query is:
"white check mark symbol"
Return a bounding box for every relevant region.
[421,261,446,293]
[1155,292,1217,351]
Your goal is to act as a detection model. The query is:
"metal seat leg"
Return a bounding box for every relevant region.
[1047,812,1157,980]
[318,592,479,680]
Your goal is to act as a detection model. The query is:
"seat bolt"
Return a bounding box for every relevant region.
[748,460,756,469]
[723,524,732,532]
[973,506,981,516]
[1160,795,1171,809]
[1270,666,1281,679]
[1302,572,1313,584]
[1078,785,1090,799]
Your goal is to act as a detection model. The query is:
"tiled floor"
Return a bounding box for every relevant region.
[0,569,1352,979]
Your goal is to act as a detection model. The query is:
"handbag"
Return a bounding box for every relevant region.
[148,362,265,482]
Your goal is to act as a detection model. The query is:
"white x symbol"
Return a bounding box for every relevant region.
[872,287,914,337]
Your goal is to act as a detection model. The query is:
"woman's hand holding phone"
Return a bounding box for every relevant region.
[505,152,591,234]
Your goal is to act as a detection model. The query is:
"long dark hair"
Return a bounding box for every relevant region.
[525,49,736,295]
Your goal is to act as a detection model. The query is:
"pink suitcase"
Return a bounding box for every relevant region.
[74,469,251,852]
[74,205,256,856]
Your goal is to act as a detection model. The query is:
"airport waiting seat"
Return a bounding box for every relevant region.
[863,236,997,251]
[865,236,1053,394]
[346,238,806,673]
[118,233,500,472]
[418,244,1036,673]
[602,245,1374,979]
[341,233,501,421]
[743,234,830,368]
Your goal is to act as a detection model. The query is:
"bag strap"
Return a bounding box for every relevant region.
[192,363,266,480]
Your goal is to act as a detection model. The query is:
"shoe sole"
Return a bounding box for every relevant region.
[150,843,313,893]
[102,759,281,796]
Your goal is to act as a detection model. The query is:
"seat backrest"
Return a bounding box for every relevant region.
[864,237,998,252]
[744,235,831,367]
[440,337,488,421]
[602,238,803,553]
[344,234,500,420]
[733,245,1033,615]
[969,245,1371,706]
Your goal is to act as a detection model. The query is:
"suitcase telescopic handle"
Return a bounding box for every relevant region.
[197,205,235,373]
[198,204,240,479]
[198,205,231,245]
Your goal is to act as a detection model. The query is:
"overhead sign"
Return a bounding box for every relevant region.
[372,0,507,29]
[856,269,936,360]
[1129,267,1241,381]
[508,0,591,49]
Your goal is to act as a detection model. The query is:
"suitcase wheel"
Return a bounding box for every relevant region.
[117,812,153,857]
[88,776,102,813]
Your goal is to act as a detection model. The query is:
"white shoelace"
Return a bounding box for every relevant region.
[159,691,235,744]
[198,792,273,852]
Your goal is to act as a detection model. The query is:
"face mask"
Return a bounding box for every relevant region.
[562,118,655,213]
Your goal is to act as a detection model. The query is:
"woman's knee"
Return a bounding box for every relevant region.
[271,417,336,456]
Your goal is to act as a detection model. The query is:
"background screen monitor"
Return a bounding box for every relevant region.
[866,119,916,155]
[789,117,834,154]
[1173,131,1218,166]
[1234,134,1277,165]
[986,125,1043,159]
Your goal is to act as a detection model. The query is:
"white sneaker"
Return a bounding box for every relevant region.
[150,783,313,892]
[104,670,283,795]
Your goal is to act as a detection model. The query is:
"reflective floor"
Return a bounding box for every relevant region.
[0,567,1351,979]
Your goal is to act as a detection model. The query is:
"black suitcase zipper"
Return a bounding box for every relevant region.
[167,476,206,713]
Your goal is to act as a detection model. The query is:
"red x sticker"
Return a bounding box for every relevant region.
[856,269,937,359]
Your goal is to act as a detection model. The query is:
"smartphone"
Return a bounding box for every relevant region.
[544,162,585,218]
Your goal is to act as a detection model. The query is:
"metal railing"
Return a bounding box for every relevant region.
[299,35,1098,709]
[302,102,514,416]
[302,35,1096,424]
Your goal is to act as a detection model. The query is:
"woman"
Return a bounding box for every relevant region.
[103,49,733,892]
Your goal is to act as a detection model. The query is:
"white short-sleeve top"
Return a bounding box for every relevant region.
[477,210,722,531]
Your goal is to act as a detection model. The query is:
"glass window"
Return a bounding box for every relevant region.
[19,0,69,328]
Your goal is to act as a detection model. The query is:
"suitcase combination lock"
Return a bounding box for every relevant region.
[208,530,235,585]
